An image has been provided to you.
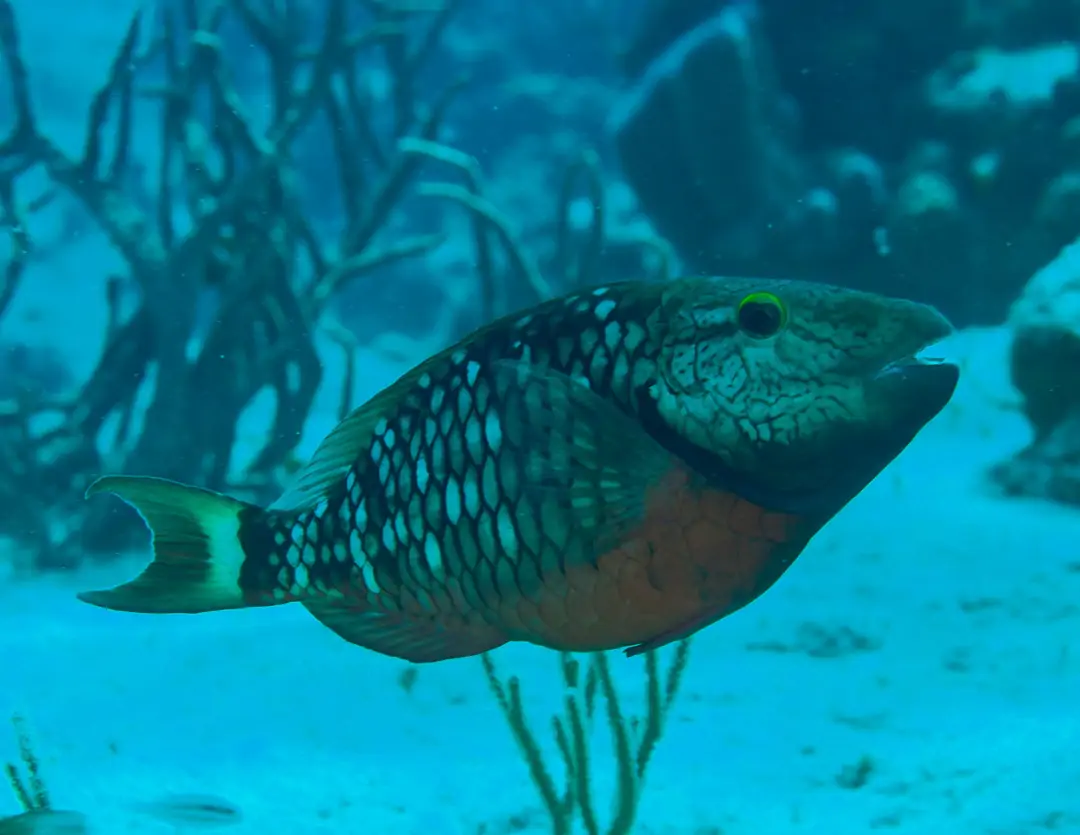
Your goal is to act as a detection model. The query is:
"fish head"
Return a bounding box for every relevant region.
[646,276,959,520]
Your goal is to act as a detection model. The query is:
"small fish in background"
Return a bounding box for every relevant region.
[77,277,959,662]
[131,794,242,829]
[0,810,88,835]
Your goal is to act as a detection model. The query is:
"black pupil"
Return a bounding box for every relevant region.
[738,300,782,336]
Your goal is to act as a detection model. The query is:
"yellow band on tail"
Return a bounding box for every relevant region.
[79,476,256,614]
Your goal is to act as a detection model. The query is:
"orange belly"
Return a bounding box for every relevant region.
[500,477,805,652]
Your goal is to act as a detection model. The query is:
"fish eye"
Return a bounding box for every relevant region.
[736,292,787,339]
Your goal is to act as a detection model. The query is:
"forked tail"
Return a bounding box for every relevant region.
[78,476,269,614]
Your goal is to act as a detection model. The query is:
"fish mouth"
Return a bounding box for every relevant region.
[868,300,956,379]
[796,336,959,518]
[870,336,960,410]
[875,333,956,375]
[739,336,960,523]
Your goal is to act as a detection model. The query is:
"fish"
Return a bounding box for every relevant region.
[131,793,242,829]
[77,276,959,661]
[0,810,87,835]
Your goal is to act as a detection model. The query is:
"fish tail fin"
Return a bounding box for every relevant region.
[78,475,267,614]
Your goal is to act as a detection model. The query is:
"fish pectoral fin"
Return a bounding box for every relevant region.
[490,360,687,558]
[78,476,254,613]
[302,601,507,663]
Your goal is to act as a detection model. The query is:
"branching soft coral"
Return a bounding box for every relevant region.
[0,0,465,569]
[2,714,87,832]
[482,642,691,835]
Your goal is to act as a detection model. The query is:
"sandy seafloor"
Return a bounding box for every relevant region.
[3,318,1080,835]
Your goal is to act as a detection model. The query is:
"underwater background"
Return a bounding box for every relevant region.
[4,0,1080,832]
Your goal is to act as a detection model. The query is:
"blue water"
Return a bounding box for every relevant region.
[4,1,1080,833]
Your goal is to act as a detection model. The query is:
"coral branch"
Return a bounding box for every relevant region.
[481,642,692,835]
[555,149,606,288]
[4,716,48,812]
[417,182,554,302]
[0,0,467,567]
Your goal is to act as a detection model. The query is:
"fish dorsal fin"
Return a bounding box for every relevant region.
[269,399,387,512]
[269,349,454,513]
[489,359,687,560]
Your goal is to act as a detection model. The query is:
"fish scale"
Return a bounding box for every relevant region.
[271,345,594,619]
[374,299,640,581]
[246,308,665,649]
[75,276,959,662]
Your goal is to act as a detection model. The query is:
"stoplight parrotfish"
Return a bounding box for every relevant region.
[77,277,958,662]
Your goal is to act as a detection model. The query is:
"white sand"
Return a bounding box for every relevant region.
[4,324,1080,835]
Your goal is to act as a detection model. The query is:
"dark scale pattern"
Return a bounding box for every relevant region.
[464,284,665,416]
[285,284,671,622]
[341,361,567,621]
[237,492,367,605]
[232,284,671,616]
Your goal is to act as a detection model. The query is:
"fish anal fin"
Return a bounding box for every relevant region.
[302,601,507,663]
[490,359,688,559]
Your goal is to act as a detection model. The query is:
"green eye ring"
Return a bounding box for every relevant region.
[736,292,788,339]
